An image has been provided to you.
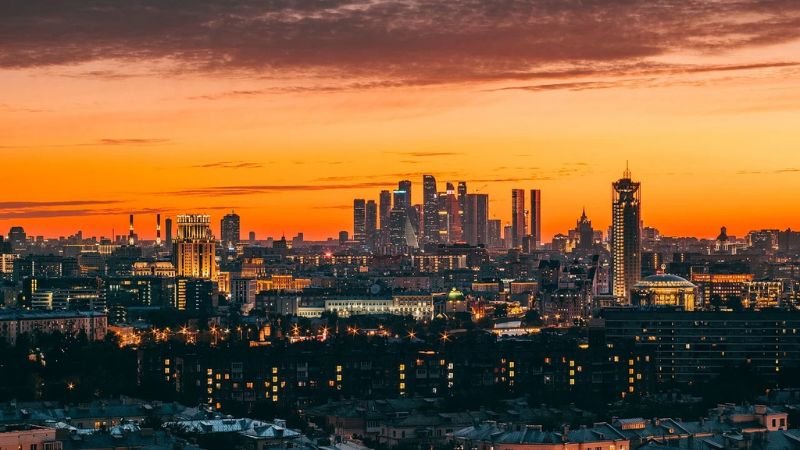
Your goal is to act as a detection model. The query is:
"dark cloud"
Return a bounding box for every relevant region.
[1,0,799,87]
[193,161,263,169]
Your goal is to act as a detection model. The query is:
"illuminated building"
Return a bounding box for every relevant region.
[155,213,162,246]
[457,181,467,232]
[530,188,541,249]
[690,273,753,306]
[437,183,463,243]
[8,226,27,253]
[0,253,14,281]
[128,214,136,246]
[463,193,489,246]
[611,165,642,301]
[132,261,176,277]
[630,274,698,311]
[175,278,215,313]
[174,214,216,279]
[0,310,107,345]
[256,275,311,292]
[411,254,468,273]
[353,198,366,244]
[745,280,783,309]
[511,189,526,248]
[220,210,241,250]
[422,174,439,244]
[322,295,434,320]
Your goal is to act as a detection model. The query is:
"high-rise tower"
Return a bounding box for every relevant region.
[464,193,489,246]
[220,211,241,250]
[165,218,173,249]
[510,189,526,248]
[379,190,392,230]
[365,200,378,246]
[529,189,541,250]
[422,175,439,244]
[353,199,367,244]
[174,214,216,279]
[611,165,642,301]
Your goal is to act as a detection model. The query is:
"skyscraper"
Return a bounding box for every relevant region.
[437,183,463,243]
[464,193,489,246]
[379,190,392,230]
[488,219,502,249]
[174,214,216,279]
[530,189,541,249]
[365,200,378,245]
[511,189,526,248]
[611,166,642,301]
[457,181,467,233]
[397,180,412,210]
[422,175,439,244]
[353,199,366,244]
[165,218,173,249]
[576,208,595,251]
[220,211,241,250]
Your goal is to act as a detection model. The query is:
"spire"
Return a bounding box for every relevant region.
[623,161,632,179]
[581,206,587,220]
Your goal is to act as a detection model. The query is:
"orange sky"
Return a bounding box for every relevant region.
[2,2,800,241]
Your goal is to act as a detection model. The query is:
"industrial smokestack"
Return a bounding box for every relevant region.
[128,214,135,246]
[156,213,162,246]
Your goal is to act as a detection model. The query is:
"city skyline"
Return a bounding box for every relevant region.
[3,2,800,240]
[4,163,800,242]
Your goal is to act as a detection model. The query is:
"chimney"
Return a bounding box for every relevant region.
[128,214,135,246]
[156,214,162,246]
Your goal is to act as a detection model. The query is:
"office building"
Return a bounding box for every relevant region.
[630,273,698,311]
[611,166,642,301]
[174,214,216,279]
[353,199,366,244]
[365,200,377,245]
[220,210,241,250]
[488,219,502,249]
[422,175,439,244]
[463,193,489,246]
[379,190,392,230]
[510,189,526,248]
[530,188,541,249]
[175,278,215,313]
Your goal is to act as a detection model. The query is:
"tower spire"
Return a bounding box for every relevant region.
[624,161,631,179]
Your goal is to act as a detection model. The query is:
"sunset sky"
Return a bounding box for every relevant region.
[2,0,800,241]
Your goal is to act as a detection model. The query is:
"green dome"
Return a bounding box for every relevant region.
[447,288,465,301]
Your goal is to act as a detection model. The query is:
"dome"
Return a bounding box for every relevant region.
[447,287,465,302]
[633,273,696,289]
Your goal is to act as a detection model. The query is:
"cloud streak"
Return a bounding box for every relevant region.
[193,161,263,169]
